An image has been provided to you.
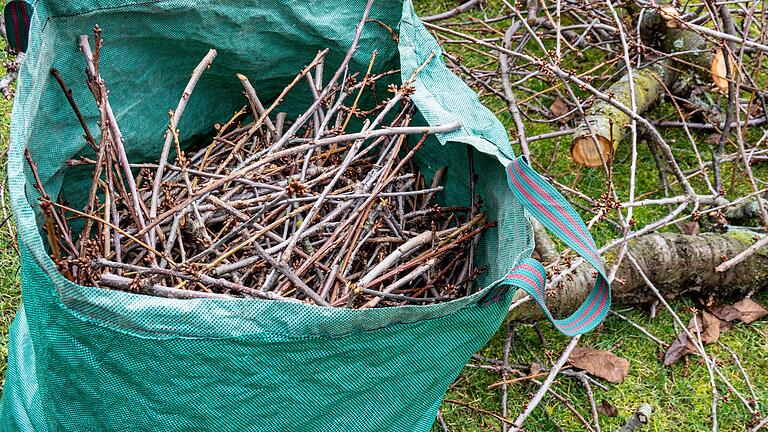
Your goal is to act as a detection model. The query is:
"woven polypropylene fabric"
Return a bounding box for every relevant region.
[0,1,534,430]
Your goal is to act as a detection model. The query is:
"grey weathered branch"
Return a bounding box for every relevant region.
[509,231,768,321]
[571,61,677,167]
[616,404,652,432]
[639,8,731,92]
[421,0,484,22]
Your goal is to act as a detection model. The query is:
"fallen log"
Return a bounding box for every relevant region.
[639,7,733,93]
[570,61,677,167]
[570,6,731,167]
[508,231,768,322]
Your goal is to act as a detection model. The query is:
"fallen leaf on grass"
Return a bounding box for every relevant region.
[718,319,733,333]
[664,311,721,366]
[569,347,630,383]
[597,399,619,417]
[690,311,720,344]
[710,298,768,324]
[664,333,691,366]
[732,298,768,324]
[710,304,742,322]
[549,97,574,123]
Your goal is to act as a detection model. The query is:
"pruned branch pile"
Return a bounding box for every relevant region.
[27,26,493,308]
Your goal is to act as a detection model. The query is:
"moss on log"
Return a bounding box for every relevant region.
[570,62,677,167]
[640,8,732,92]
[723,198,768,222]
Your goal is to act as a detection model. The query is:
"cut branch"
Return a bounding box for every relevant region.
[510,231,768,321]
[640,8,733,92]
[571,61,677,167]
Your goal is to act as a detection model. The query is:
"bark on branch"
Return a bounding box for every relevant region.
[570,6,730,167]
[639,8,733,92]
[571,61,677,167]
[509,231,768,321]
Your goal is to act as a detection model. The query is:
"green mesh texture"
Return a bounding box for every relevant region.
[1,1,534,430]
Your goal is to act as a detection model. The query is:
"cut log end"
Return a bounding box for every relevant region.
[569,62,672,168]
[659,5,680,28]
[710,50,733,93]
[571,135,612,167]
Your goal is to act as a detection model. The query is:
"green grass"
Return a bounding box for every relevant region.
[414,1,768,430]
[439,293,768,431]
[0,4,766,431]
[0,52,20,387]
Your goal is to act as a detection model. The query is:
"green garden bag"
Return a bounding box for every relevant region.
[0,0,611,430]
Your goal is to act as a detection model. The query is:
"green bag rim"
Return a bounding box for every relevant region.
[7,0,524,340]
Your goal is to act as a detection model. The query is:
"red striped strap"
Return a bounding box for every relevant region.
[4,1,32,53]
[485,156,611,336]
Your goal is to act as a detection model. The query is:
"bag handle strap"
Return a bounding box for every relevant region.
[496,156,611,336]
[4,1,33,53]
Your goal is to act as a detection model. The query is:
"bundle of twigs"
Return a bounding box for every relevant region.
[27,25,494,308]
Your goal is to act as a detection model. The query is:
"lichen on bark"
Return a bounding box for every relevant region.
[570,61,676,166]
[508,232,768,322]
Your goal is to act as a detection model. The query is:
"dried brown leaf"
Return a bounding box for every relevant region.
[665,311,722,366]
[710,299,768,324]
[719,319,733,333]
[569,347,630,383]
[732,298,768,324]
[597,399,619,417]
[677,221,700,235]
[710,304,742,322]
[688,311,720,344]
[705,133,722,145]
[664,333,692,366]
[549,97,574,123]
